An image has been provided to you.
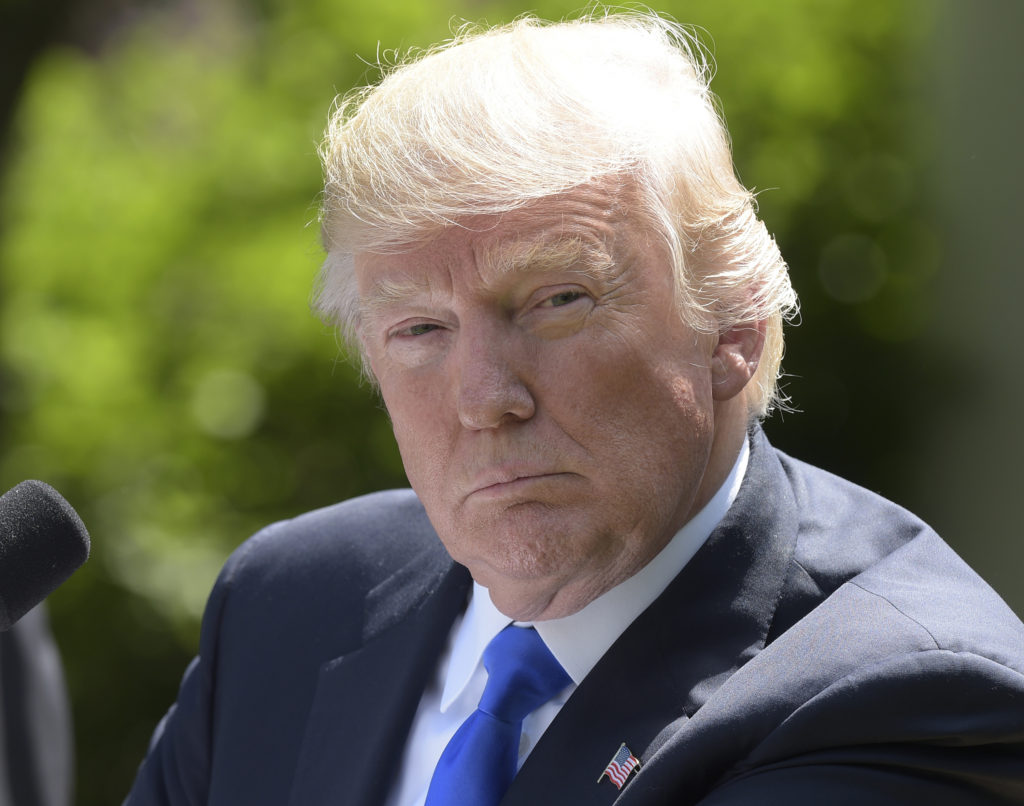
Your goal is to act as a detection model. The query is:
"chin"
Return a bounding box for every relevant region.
[472,552,622,621]
[487,578,613,621]
[481,575,582,621]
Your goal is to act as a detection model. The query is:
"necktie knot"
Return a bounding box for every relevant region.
[479,625,571,723]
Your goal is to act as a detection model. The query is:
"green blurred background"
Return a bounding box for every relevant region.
[0,0,1020,803]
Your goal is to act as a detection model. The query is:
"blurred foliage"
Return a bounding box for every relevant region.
[0,0,994,803]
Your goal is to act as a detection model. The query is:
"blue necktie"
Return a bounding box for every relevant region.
[424,625,571,806]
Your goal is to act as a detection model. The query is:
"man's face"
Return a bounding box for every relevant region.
[355,183,755,620]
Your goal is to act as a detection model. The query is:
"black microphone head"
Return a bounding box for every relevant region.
[0,480,91,631]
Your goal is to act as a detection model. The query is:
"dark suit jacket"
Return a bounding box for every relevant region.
[124,429,1024,805]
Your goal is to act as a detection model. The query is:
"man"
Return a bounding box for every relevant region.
[125,12,1024,806]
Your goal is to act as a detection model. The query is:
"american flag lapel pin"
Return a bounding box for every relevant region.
[597,742,641,790]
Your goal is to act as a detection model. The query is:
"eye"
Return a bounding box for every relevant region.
[389,321,443,339]
[541,289,585,308]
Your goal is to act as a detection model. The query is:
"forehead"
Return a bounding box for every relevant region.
[356,183,634,292]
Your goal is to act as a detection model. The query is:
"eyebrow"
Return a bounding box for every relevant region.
[484,236,616,281]
[356,273,438,330]
[358,236,618,322]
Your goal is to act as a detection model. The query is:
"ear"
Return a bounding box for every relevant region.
[710,320,765,402]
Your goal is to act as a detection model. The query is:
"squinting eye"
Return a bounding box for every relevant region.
[403,323,440,336]
[545,290,584,308]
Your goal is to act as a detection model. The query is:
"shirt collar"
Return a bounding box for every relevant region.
[439,437,749,707]
[440,580,513,711]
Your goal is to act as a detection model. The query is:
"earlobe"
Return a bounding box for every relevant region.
[710,321,765,401]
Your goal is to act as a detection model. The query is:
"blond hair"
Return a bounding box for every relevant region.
[316,11,798,416]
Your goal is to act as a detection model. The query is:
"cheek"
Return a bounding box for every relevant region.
[559,353,715,513]
[379,378,451,482]
[559,343,711,440]
[390,410,445,481]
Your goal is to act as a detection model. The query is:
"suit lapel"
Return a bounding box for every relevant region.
[503,428,800,805]
[503,603,691,806]
[287,546,471,806]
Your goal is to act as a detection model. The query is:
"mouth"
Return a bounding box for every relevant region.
[467,471,571,501]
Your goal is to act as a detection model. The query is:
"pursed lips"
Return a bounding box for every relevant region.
[465,468,572,501]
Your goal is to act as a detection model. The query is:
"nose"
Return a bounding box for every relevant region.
[454,324,535,430]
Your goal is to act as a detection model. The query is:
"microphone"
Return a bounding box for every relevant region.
[0,480,91,631]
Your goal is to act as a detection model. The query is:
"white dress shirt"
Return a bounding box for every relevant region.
[385,439,749,806]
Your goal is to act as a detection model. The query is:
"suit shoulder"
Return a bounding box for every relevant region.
[192,488,456,660]
[696,564,1024,788]
[234,488,435,564]
[768,446,1024,665]
[776,448,932,547]
[211,489,448,610]
[846,532,1024,674]
[772,448,932,593]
